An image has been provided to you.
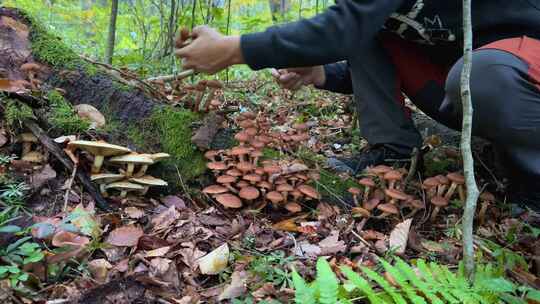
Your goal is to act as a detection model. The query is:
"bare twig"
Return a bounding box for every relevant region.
[63,163,78,212]
[146,69,196,82]
[460,0,481,279]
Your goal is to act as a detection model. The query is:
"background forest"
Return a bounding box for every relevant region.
[3,0,332,78]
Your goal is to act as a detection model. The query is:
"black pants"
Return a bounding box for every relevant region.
[348,34,540,188]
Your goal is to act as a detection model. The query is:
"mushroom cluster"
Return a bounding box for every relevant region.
[349,166,466,222]
[152,79,224,112]
[66,140,169,198]
[202,114,320,210]
[20,62,45,90]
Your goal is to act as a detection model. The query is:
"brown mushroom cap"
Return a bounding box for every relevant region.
[385,188,409,201]
[226,168,243,177]
[431,196,449,207]
[231,146,251,157]
[277,184,294,192]
[422,177,440,188]
[217,175,237,184]
[369,165,392,175]
[234,131,250,143]
[215,193,242,208]
[377,203,399,215]
[20,63,42,72]
[358,178,375,187]
[447,172,465,184]
[362,229,385,240]
[243,173,262,183]
[263,165,281,174]
[257,181,272,190]
[435,175,449,185]
[22,151,44,163]
[266,191,284,204]
[239,186,260,200]
[203,185,229,194]
[285,202,302,213]
[236,162,254,173]
[408,199,424,209]
[384,170,403,181]
[298,185,320,200]
[207,162,228,170]
[363,198,381,211]
[348,187,361,195]
[236,180,249,188]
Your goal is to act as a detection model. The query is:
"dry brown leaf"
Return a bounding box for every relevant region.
[106,225,144,247]
[145,246,170,258]
[318,230,346,255]
[218,270,248,301]
[88,258,112,283]
[272,218,299,232]
[124,207,145,219]
[151,205,180,231]
[389,219,412,255]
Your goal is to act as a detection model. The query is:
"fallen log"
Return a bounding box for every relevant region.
[0,7,207,188]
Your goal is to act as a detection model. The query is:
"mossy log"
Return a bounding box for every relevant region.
[0,7,207,187]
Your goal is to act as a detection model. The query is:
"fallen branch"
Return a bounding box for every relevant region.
[460,0,480,279]
[24,120,111,211]
[145,69,195,82]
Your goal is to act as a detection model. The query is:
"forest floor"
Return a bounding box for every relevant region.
[1,76,539,304]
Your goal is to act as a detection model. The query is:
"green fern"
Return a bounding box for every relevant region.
[292,257,538,304]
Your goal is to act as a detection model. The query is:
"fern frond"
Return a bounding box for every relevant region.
[417,260,459,303]
[315,259,339,304]
[362,266,407,304]
[394,258,443,304]
[341,266,383,304]
[379,259,426,304]
[292,268,316,304]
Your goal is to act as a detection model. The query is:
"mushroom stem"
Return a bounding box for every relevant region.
[126,163,135,177]
[363,187,371,203]
[478,201,489,225]
[92,155,105,174]
[351,194,359,206]
[135,165,149,177]
[120,190,127,198]
[458,186,466,202]
[141,187,149,195]
[444,182,458,200]
[437,185,447,197]
[388,180,396,189]
[22,142,32,156]
[430,207,441,221]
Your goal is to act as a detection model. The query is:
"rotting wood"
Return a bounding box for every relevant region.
[24,120,111,211]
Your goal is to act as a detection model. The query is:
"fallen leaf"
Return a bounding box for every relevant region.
[88,259,112,283]
[319,230,346,255]
[218,270,248,301]
[294,241,321,257]
[161,195,186,209]
[421,240,446,253]
[149,257,172,276]
[389,219,412,255]
[272,218,298,232]
[124,207,145,219]
[151,206,180,231]
[29,164,56,190]
[106,225,144,247]
[198,243,229,275]
[145,246,170,258]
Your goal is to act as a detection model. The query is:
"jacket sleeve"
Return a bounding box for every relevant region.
[316,62,353,94]
[240,0,403,70]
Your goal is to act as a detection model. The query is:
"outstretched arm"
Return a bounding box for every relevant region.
[176,0,403,74]
[317,62,353,94]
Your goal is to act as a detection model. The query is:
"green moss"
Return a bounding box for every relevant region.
[19,10,97,75]
[262,148,281,160]
[314,169,360,201]
[3,99,34,127]
[126,106,206,183]
[47,91,90,133]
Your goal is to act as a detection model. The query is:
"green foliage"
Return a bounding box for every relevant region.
[248,250,295,288]
[314,169,360,202]
[148,107,206,181]
[0,236,44,287]
[292,257,539,304]
[0,181,29,211]
[0,154,17,166]
[46,91,90,134]
[3,99,34,127]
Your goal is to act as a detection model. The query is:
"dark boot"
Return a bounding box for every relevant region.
[327,144,412,175]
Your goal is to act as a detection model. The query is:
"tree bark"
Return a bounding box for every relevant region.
[0,7,207,187]
[460,0,480,279]
[105,0,119,64]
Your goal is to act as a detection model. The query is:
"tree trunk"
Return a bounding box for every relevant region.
[105,0,119,64]
[0,8,207,187]
[460,0,480,279]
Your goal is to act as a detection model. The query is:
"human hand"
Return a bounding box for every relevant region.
[174,26,244,74]
[270,66,326,90]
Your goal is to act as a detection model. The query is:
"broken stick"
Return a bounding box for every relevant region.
[24,120,111,211]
